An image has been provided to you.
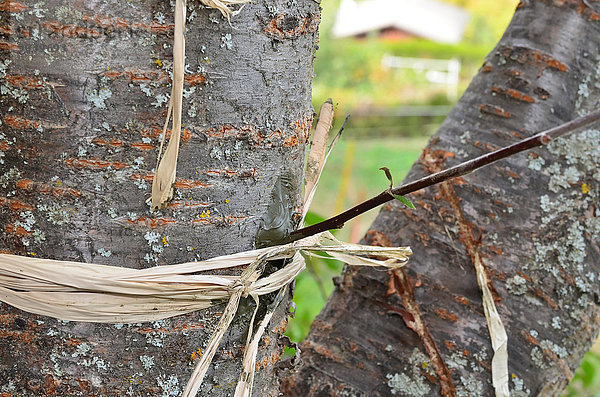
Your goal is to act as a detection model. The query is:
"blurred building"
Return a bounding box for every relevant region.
[332,0,470,44]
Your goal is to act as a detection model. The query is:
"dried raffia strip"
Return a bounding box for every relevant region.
[151,0,186,210]
[151,0,249,210]
[301,105,342,224]
[234,286,288,397]
[473,252,509,397]
[304,99,334,206]
[0,232,411,395]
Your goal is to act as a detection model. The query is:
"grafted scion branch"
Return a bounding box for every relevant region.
[286,108,600,243]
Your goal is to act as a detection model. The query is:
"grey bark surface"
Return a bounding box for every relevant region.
[0,0,318,395]
[284,1,600,396]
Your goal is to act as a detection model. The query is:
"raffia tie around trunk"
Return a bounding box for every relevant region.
[0,232,411,396]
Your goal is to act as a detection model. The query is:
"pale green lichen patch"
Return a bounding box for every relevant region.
[456,375,485,397]
[140,355,155,370]
[72,342,91,358]
[386,348,432,396]
[511,374,531,397]
[386,373,430,396]
[528,155,545,171]
[88,87,112,109]
[530,346,546,369]
[506,274,528,295]
[37,202,72,226]
[97,248,112,257]
[156,374,181,397]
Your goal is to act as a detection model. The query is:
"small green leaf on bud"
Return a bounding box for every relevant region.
[393,194,416,209]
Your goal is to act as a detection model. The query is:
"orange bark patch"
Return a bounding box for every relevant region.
[0,329,36,343]
[0,25,13,35]
[416,232,430,247]
[534,288,558,309]
[15,178,81,198]
[42,21,101,38]
[127,217,177,228]
[174,179,211,189]
[499,45,568,77]
[302,341,344,363]
[488,245,503,255]
[5,224,32,237]
[81,13,173,34]
[205,168,240,178]
[420,147,456,173]
[0,197,34,211]
[433,308,459,323]
[16,179,33,190]
[192,215,248,225]
[455,295,469,306]
[445,340,456,350]
[294,115,312,135]
[185,73,206,86]
[491,86,535,103]
[6,74,45,89]
[364,229,393,247]
[0,1,27,12]
[65,157,129,170]
[4,115,41,130]
[479,104,511,118]
[282,135,299,147]
[92,137,124,148]
[264,13,320,40]
[0,41,18,50]
[130,142,154,150]
[473,141,498,152]
[131,173,154,182]
[143,126,191,142]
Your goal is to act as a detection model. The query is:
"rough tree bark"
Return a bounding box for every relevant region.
[284,1,600,396]
[0,0,318,395]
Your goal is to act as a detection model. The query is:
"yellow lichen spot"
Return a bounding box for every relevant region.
[199,210,210,218]
[55,179,62,187]
[162,236,169,246]
[29,252,37,256]
[511,373,517,379]
[225,199,229,204]
[106,66,110,70]
[155,59,163,67]
[206,210,210,215]
[582,183,590,194]
[421,361,428,369]
[190,348,202,361]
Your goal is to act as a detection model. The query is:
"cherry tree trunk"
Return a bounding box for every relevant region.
[0,0,318,395]
[284,1,600,396]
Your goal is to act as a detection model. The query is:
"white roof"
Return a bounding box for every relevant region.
[332,0,470,44]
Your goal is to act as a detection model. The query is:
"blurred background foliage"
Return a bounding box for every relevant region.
[286,0,600,394]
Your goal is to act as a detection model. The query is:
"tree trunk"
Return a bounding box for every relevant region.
[0,0,318,395]
[284,1,600,396]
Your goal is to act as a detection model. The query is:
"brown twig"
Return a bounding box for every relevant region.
[284,108,600,244]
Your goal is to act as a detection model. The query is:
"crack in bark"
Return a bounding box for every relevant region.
[389,269,457,396]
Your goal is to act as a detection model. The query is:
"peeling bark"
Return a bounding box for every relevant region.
[0,0,317,395]
[285,1,600,396]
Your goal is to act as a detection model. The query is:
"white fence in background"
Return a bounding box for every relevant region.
[382,55,461,101]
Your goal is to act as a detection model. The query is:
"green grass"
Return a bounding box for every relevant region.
[563,350,600,397]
